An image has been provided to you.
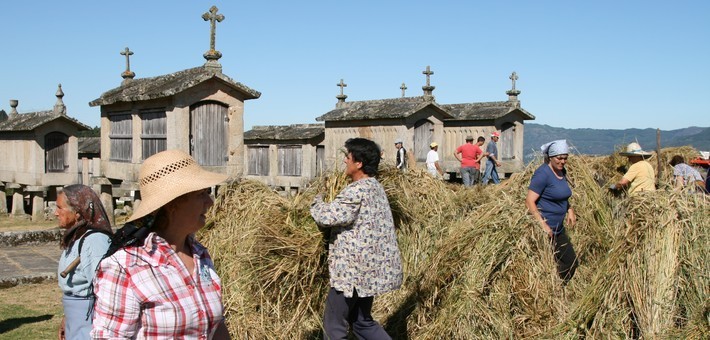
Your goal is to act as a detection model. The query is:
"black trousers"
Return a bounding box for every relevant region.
[323,287,391,340]
[552,230,578,284]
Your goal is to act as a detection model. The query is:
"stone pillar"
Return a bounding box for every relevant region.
[11,191,26,217]
[0,184,7,214]
[31,193,45,222]
[82,157,90,185]
[99,185,115,227]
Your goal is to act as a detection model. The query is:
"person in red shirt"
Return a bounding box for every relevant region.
[454,136,485,186]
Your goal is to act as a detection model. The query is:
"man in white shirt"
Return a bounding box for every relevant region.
[426,142,444,177]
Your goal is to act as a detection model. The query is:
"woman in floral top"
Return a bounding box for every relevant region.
[311,138,403,339]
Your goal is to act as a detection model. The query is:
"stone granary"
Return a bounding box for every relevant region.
[316,68,535,178]
[244,123,325,193]
[89,6,260,207]
[0,85,90,220]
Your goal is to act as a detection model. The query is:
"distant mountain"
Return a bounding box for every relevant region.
[523,124,710,162]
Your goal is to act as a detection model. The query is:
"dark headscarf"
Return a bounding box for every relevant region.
[60,184,113,249]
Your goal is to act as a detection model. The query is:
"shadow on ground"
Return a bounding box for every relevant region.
[0,314,53,334]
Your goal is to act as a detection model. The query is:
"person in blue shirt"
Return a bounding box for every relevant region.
[525,140,578,283]
[55,184,112,339]
[482,131,502,185]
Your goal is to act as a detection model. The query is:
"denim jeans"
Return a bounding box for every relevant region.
[482,161,500,185]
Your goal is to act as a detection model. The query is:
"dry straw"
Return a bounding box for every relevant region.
[198,146,708,339]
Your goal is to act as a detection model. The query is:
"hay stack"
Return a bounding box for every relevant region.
[199,148,709,339]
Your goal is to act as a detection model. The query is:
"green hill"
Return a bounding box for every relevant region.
[523,124,709,162]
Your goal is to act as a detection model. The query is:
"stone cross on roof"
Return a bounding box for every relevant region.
[509,71,518,91]
[400,82,407,97]
[336,79,348,104]
[120,47,136,83]
[422,65,435,98]
[202,6,224,67]
[506,71,521,103]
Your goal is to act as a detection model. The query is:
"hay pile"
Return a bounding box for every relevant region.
[199,147,709,339]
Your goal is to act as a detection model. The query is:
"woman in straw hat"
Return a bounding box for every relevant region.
[55,184,113,340]
[525,140,578,283]
[91,149,230,339]
[610,142,656,195]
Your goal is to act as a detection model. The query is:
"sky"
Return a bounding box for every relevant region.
[1,1,708,131]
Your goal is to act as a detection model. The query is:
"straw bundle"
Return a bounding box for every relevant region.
[198,147,708,339]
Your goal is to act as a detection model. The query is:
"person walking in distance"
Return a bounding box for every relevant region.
[426,142,445,178]
[394,140,407,171]
[482,131,502,185]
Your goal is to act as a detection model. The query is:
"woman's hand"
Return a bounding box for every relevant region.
[566,208,576,227]
[525,189,553,237]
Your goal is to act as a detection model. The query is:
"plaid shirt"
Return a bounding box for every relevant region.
[91,233,224,339]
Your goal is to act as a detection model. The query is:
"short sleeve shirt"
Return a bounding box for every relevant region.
[623,160,656,195]
[426,150,440,172]
[673,163,703,184]
[456,143,483,169]
[528,164,572,234]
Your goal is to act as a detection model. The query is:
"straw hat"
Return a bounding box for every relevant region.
[126,149,229,223]
[465,135,474,141]
[430,142,438,148]
[619,142,653,157]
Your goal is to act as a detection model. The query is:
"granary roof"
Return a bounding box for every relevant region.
[441,101,536,120]
[0,110,90,132]
[316,96,452,122]
[78,137,101,154]
[244,123,324,141]
[89,66,261,106]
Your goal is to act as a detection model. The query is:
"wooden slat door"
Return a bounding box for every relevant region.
[413,119,433,162]
[45,132,68,173]
[500,122,514,160]
[190,102,228,166]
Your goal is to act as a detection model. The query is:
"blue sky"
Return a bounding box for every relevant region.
[1,1,708,130]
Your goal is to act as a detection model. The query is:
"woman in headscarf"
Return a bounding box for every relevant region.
[91,149,231,339]
[55,184,113,339]
[525,140,578,284]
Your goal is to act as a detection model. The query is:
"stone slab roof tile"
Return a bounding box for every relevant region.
[89,66,261,106]
[0,110,90,132]
[442,101,535,120]
[244,123,324,141]
[316,96,451,121]
[78,137,101,154]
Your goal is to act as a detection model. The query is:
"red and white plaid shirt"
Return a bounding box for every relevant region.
[91,232,224,339]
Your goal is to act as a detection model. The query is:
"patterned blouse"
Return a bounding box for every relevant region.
[310,177,403,298]
[91,233,224,339]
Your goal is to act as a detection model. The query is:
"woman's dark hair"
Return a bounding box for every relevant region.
[345,138,381,176]
[669,155,685,167]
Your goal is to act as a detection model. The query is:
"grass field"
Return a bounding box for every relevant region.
[0,282,62,339]
[0,216,57,232]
